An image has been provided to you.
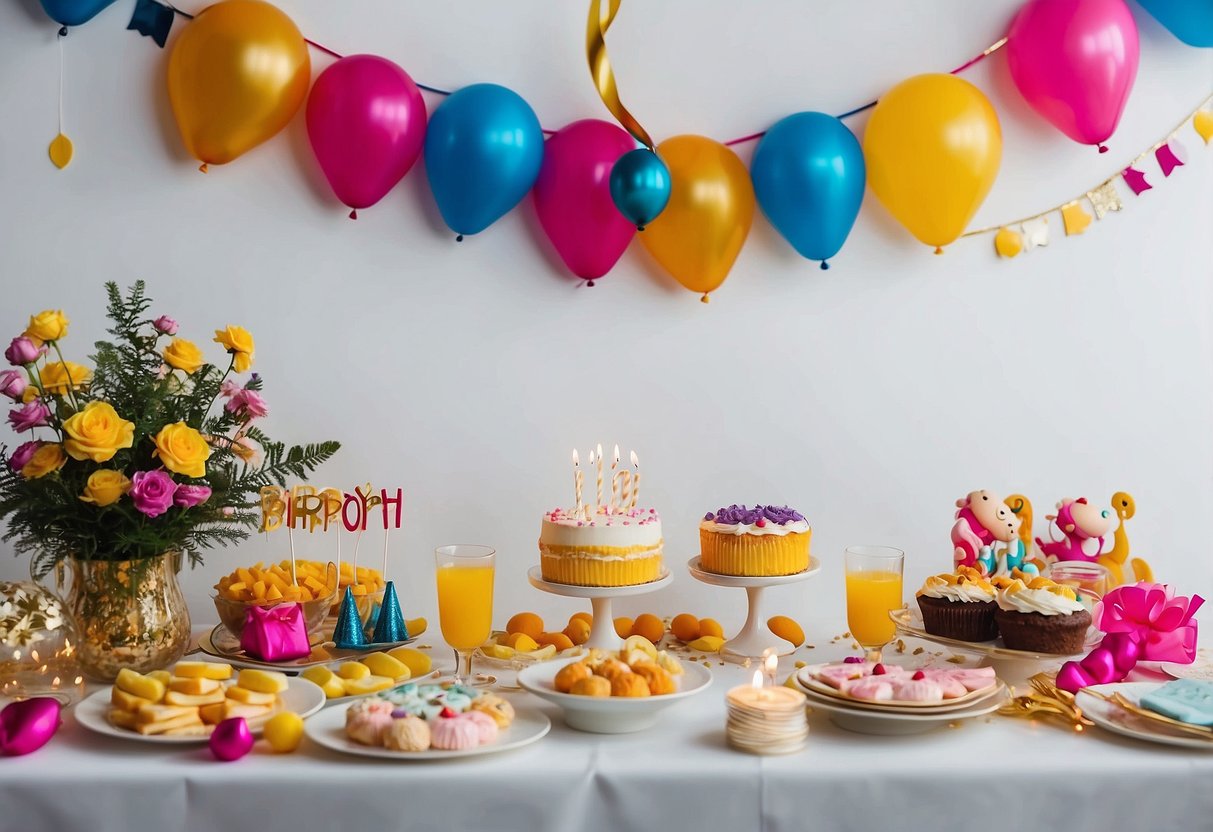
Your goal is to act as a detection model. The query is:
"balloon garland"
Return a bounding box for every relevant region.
[33,0,1213,301]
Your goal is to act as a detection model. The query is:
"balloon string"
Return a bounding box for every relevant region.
[56,27,65,137]
[723,36,1008,147]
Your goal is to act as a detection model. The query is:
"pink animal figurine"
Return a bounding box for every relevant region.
[1036,497,1116,562]
[951,490,1022,572]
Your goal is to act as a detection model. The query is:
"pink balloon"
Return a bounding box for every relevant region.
[0,698,61,756]
[306,55,427,217]
[532,119,636,283]
[1007,0,1139,151]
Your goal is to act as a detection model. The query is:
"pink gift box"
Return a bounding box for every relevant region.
[239,602,311,662]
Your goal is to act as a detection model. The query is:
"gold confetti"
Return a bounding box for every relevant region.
[946,654,967,664]
[806,644,816,649]
[794,661,807,669]
[913,647,924,655]
[851,642,860,650]
[895,639,906,653]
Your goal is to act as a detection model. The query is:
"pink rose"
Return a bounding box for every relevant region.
[0,370,26,400]
[8,440,41,472]
[152,316,179,336]
[173,484,212,508]
[5,337,44,366]
[129,470,178,518]
[219,379,243,398]
[7,400,51,433]
[224,389,268,420]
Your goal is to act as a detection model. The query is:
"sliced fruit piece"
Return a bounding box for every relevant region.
[172,661,233,681]
[387,646,432,677]
[623,634,658,660]
[687,635,725,653]
[336,662,371,681]
[236,668,289,694]
[111,687,153,713]
[362,652,411,680]
[115,668,165,704]
[503,632,539,652]
[168,676,220,696]
[163,689,226,707]
[404,617,427,637]
[225,686,278,705]
[767,615,805,648]
[535,632,574,651]
[198,702,226,725]
[341,675,395,696]
[481,643,515,660]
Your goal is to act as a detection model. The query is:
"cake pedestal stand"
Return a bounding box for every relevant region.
[526,567,672,651]
[687,556,821,661]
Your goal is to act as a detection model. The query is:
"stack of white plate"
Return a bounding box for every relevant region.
[726,687,808,755]
[791,665,1008,736]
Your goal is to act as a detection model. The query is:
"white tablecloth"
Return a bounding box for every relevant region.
[3,626,1211,832]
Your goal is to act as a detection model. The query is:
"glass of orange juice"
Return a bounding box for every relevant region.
[435,545,496,685]
[844,545,904,663]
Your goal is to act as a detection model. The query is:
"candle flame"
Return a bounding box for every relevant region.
[613,444,620,464]
[751,670,763,689]
[597,443,603,460]
[572,448,580,466]
[630,450,639,467]
[764,651,778,676]
[588,449,596,465]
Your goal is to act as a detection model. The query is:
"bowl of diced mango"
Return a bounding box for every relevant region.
[212,560,339,639]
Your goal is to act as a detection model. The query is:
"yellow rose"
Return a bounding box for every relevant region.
[24,310,69,344]
[62,401,136,463]
[213,326,254,373]
[39,361,91,395]
[163,338,205,374]
[79,469,132,507]
[21,443,66,479]
[21,386,41,404]
[153,421,211,477]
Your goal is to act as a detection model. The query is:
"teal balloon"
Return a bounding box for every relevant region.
[424,83,544,238]
[751,112,865,269]
[609,148,671,230]
[39,0,116,26]
[1136,0,1213,47]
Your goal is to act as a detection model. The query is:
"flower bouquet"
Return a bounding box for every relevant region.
[0,281,339,678]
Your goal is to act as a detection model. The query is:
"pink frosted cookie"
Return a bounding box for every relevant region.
[842,677,895,701]
[890,679,944,703]
[813,662,908,689]
[346,699,396,746]
[919,667,997,694]
[430,714,481,751]
[462,710,499,745]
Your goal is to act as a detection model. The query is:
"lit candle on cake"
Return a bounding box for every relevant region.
[594,443,604,512]
[725,665,808,755]
[610,444,621,511]
[628,451,640,509]
[572,449,583,516]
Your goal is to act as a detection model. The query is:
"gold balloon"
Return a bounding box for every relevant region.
[640,135,755,301]
[863,73,1002,251]
[167,0,310,168]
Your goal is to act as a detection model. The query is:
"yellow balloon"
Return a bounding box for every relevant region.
[640,135,755,301]
[167,0,310,168]
[863,74,1001,251]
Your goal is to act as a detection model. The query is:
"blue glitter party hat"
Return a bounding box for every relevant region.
[370,581,408,644]
[332,586,368,649]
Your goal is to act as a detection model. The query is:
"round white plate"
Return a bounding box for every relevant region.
[795,663,1001,711]
[1161,655,1213,682]
[793,677,1007,735]
[889,608,1098,660]
[304,700,550,760]
[526,567,671,598]
[686,556,821,588]
[1075,682,1213,750]
[198,625,416,671]
[517,656,712,733]
[73,676,326,744]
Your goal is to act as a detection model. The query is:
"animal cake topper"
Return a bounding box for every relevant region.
[1098,491,1154,586]
[1036,497,1116,563]
[951,490,1025,576]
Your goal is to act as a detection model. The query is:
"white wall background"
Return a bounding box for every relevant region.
[1,0,1211,640]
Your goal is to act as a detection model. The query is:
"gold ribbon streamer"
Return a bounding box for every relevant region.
[586,0,654,149]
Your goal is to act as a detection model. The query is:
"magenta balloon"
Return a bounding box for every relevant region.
[306,55,427,213]
[532,119,637,282]
[1007,0,1139,149]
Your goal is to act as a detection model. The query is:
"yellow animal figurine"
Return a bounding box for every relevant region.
[1004,494,1047,574]
[1098,491,1154,587]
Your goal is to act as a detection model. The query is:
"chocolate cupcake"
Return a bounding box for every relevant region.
[915,566,999,642]
[993,575,1091,654]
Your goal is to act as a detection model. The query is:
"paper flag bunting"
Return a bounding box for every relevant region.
[127,0,175,48]
[370,581,408,644]
[1122,166,1152,195]
[1156,140,1186,177]
[48,133,73,169]
[1061,201,1092,236]
[994,227,1023,258]
[332,586,368,649]
[1086,181,1123,220]
[1022,217,1050,250]
[1194,110,1213,145]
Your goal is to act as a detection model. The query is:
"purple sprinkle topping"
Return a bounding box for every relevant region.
[391,708,410,718]
[703,504,805,525]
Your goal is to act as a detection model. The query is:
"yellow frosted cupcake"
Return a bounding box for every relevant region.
[699,505,811,576]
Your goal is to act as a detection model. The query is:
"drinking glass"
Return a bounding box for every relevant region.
[1048,561,1110,608]
[844,545,905,663]
[435,545,495,685]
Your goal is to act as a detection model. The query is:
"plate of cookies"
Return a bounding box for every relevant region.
[73,661,325,743]
[516,636,712,733]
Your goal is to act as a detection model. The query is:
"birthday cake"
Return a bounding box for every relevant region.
[539,507,663,586]
[699,504,811,576]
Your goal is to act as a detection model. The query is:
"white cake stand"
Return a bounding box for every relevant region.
[687,556,821,661]
[526,566,672,651]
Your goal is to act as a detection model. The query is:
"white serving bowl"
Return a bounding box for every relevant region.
[517,656,713,733]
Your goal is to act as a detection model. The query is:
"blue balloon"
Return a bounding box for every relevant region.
[39,0,117,27]
[751,112,865,269]
[1136,0,1213,47]
[609,148,671,230]
[424,83,544,238]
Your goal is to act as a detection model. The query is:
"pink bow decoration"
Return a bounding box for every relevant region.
[239,602,311,662]
[1056,582,1203,693]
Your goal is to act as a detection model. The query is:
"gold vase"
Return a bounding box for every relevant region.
[63,551,191,682]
